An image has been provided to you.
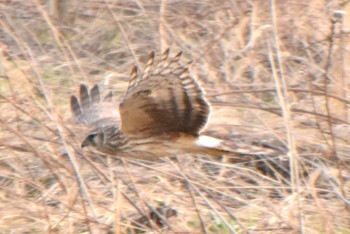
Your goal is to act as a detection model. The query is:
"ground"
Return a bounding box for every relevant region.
[0,0,350,233]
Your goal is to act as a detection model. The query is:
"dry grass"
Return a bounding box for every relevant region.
[1,0,350,233]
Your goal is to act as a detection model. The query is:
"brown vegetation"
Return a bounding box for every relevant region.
[0,0,350,233]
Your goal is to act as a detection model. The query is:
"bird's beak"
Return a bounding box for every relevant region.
[81,138,89,148]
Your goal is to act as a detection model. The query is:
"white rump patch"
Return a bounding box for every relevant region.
[195,135,222,148]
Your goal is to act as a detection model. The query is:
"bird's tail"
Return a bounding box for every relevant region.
[189,146,231,157]
[174,135,259,161]
[191,135,257,161]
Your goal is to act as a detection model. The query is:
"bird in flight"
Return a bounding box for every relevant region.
[70,49,231,160]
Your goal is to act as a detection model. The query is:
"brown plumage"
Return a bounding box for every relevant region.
[71,49,231,159]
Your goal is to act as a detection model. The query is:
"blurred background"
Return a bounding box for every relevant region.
[0,0,350,233]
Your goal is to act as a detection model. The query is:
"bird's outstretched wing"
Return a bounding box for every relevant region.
[70,84,119,127]
[119,49,210,136]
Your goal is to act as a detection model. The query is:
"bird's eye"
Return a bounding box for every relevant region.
[88,133,97,140]
[82,132,98,148]
[87,131,105,146]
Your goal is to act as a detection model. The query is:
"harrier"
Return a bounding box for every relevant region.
[71,49,231,160]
